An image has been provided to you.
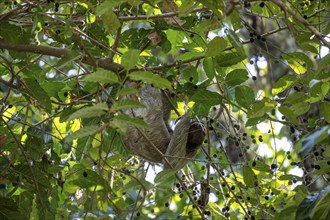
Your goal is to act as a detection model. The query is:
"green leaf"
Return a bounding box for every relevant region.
[178,0,196,12]
[195,1,223,17]
[296,185,330,220]
[214,52,246,67]
[295,125,330,158]
[106,128,130,158]
[40,81,66,98]
[59,106,76,123]
[0,196,25,219]
[300,43,318,54]
[116,115,148,128]
[227,29,245,56]
[65,125,99,143]
[225,69,249,86]
[311,186,330,220]
[118,87,139,96]
[67,103,108,121]
[0,22,30,44]
[245,115,268,127]
[176,51,203,60]
[102,10,121,35]
[321,83,330,97]
[190,90,222,106]
[249,160,271,172]
[166,29,185,53]
[235,85,255,108]
[320,102,330,123]
[205,37,227,57]
[129,71,172,89]
[272,75,296,95]
[128,0,141,6]
[203,58,216,79]
[25,127,46,160]
[83,69,119,83]
[278,106,298,125]
[230,10,241,30]
[242,166,256,188]
[23,78,52,113]
[181,65,199,83]
[122,49,140,70]
[279,174,303,181]
[284,92,307,105]
[247,98,276,119]
[192,102,211,117]
[111,114,148,133]
[71,169,99,188]
[193,18,221,32]
[154,170,176,185]
[314,160,330,175]
[282,52,313,74]
[112,100,144,110]
[291,102,310,116]
[56,50,81,69]
[316,54,330,74]
[96,0,124,16]
[308,82,329,103]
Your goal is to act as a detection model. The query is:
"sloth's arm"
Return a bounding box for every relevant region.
[163,113,191,170]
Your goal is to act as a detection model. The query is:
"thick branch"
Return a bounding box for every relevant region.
[0,40,206,75]
[271,0,330,48]
[0,40,124,73]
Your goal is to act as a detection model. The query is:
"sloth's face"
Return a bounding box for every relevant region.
[186,122,205,152]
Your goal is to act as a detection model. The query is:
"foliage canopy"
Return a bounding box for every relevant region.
[0,0,329,219]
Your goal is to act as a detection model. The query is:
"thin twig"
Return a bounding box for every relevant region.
[271,0,330,48]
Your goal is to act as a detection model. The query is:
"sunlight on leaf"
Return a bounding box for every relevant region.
[272,75,296,95]
[282,52,313,74]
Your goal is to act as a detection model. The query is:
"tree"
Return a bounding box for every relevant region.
[0,0,329,219]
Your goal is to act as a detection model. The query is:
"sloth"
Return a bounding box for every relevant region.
[121,84,205,170]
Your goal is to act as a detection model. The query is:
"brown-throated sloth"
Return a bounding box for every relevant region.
[122,84,205,170]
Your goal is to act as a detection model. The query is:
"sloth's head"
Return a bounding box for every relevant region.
[186,122,205,152]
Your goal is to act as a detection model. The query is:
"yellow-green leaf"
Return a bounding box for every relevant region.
[272,75,296,95]
[282,52,313,75]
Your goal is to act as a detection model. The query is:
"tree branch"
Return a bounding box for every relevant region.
[0,40,206,75]
[271,0,330,48]
[0,40,124,73]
